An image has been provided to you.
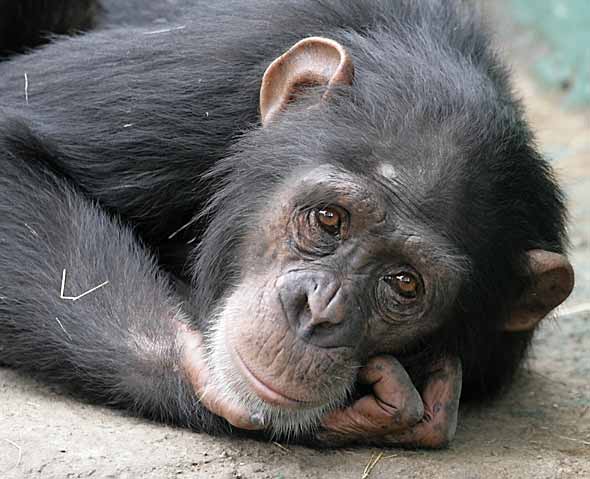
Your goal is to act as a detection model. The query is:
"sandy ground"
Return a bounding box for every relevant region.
[1,27,590,479]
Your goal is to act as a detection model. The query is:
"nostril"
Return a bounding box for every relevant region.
[314,320,337,331]
[301,299,312,322]
[300,298,312,323]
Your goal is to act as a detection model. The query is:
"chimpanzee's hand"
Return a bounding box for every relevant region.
[318,356,462,448]
[177,323,265,431]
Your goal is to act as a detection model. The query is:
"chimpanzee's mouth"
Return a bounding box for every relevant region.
[232,348,313,409]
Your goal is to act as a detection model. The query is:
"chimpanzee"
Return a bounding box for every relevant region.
[0,0,574,448]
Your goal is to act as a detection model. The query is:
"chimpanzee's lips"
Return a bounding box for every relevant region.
[233,348,309,409]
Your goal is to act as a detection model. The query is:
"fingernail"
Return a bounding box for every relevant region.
[250,412,266,428]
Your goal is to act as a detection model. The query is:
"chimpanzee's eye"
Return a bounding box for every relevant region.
[291,205,349,256]
[383,271,421,300]
[314,206,348,238]
[317,207,341,234]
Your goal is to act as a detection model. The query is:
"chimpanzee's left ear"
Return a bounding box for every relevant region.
[505,250,575,332]
[259,37,354,126]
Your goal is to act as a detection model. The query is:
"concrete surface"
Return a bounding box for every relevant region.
[1,9,590,479]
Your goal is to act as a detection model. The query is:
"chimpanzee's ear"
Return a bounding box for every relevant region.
[505,250,574,332]
[259,37,354,126]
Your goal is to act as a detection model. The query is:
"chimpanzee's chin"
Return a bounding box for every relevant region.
[231,343,315,409]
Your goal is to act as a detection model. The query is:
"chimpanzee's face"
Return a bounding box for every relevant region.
[206,163,466,436]
[199,35,573,437]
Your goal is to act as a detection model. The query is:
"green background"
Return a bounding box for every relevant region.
[511,0,590,107]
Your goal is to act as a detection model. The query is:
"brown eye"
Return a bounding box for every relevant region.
[384,271,420,300]
[316,207,344,236]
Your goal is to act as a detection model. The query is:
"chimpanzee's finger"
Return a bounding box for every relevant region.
[395,356,463,449]
[320,355,423,439]
[198,386,264,431]
[177,324,265,431]
[357,356,424,427]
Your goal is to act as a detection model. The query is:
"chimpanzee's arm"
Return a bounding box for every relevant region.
[0,120,255,432]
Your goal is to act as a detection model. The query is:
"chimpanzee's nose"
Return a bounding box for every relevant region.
[278,272,362,348]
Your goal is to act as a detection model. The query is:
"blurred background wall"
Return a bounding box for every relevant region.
[510,0,590,107]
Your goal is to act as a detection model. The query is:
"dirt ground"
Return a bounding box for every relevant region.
[1,22,590,479]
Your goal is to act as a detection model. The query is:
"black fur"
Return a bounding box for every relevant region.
[0,0,195,58]
[0,0,99,56]
[0,119,226,432]
[0,0,567,437]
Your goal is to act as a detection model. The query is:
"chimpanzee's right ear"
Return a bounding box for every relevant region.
[259,37,355,127]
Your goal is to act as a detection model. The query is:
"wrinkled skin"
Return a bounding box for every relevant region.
[180,326,461,447]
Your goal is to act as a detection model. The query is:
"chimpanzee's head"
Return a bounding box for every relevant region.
[192,37,574,437]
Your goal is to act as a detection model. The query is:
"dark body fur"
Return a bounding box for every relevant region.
[0,0,99,56]
[0,0,566,438]
[0,0,194,56]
